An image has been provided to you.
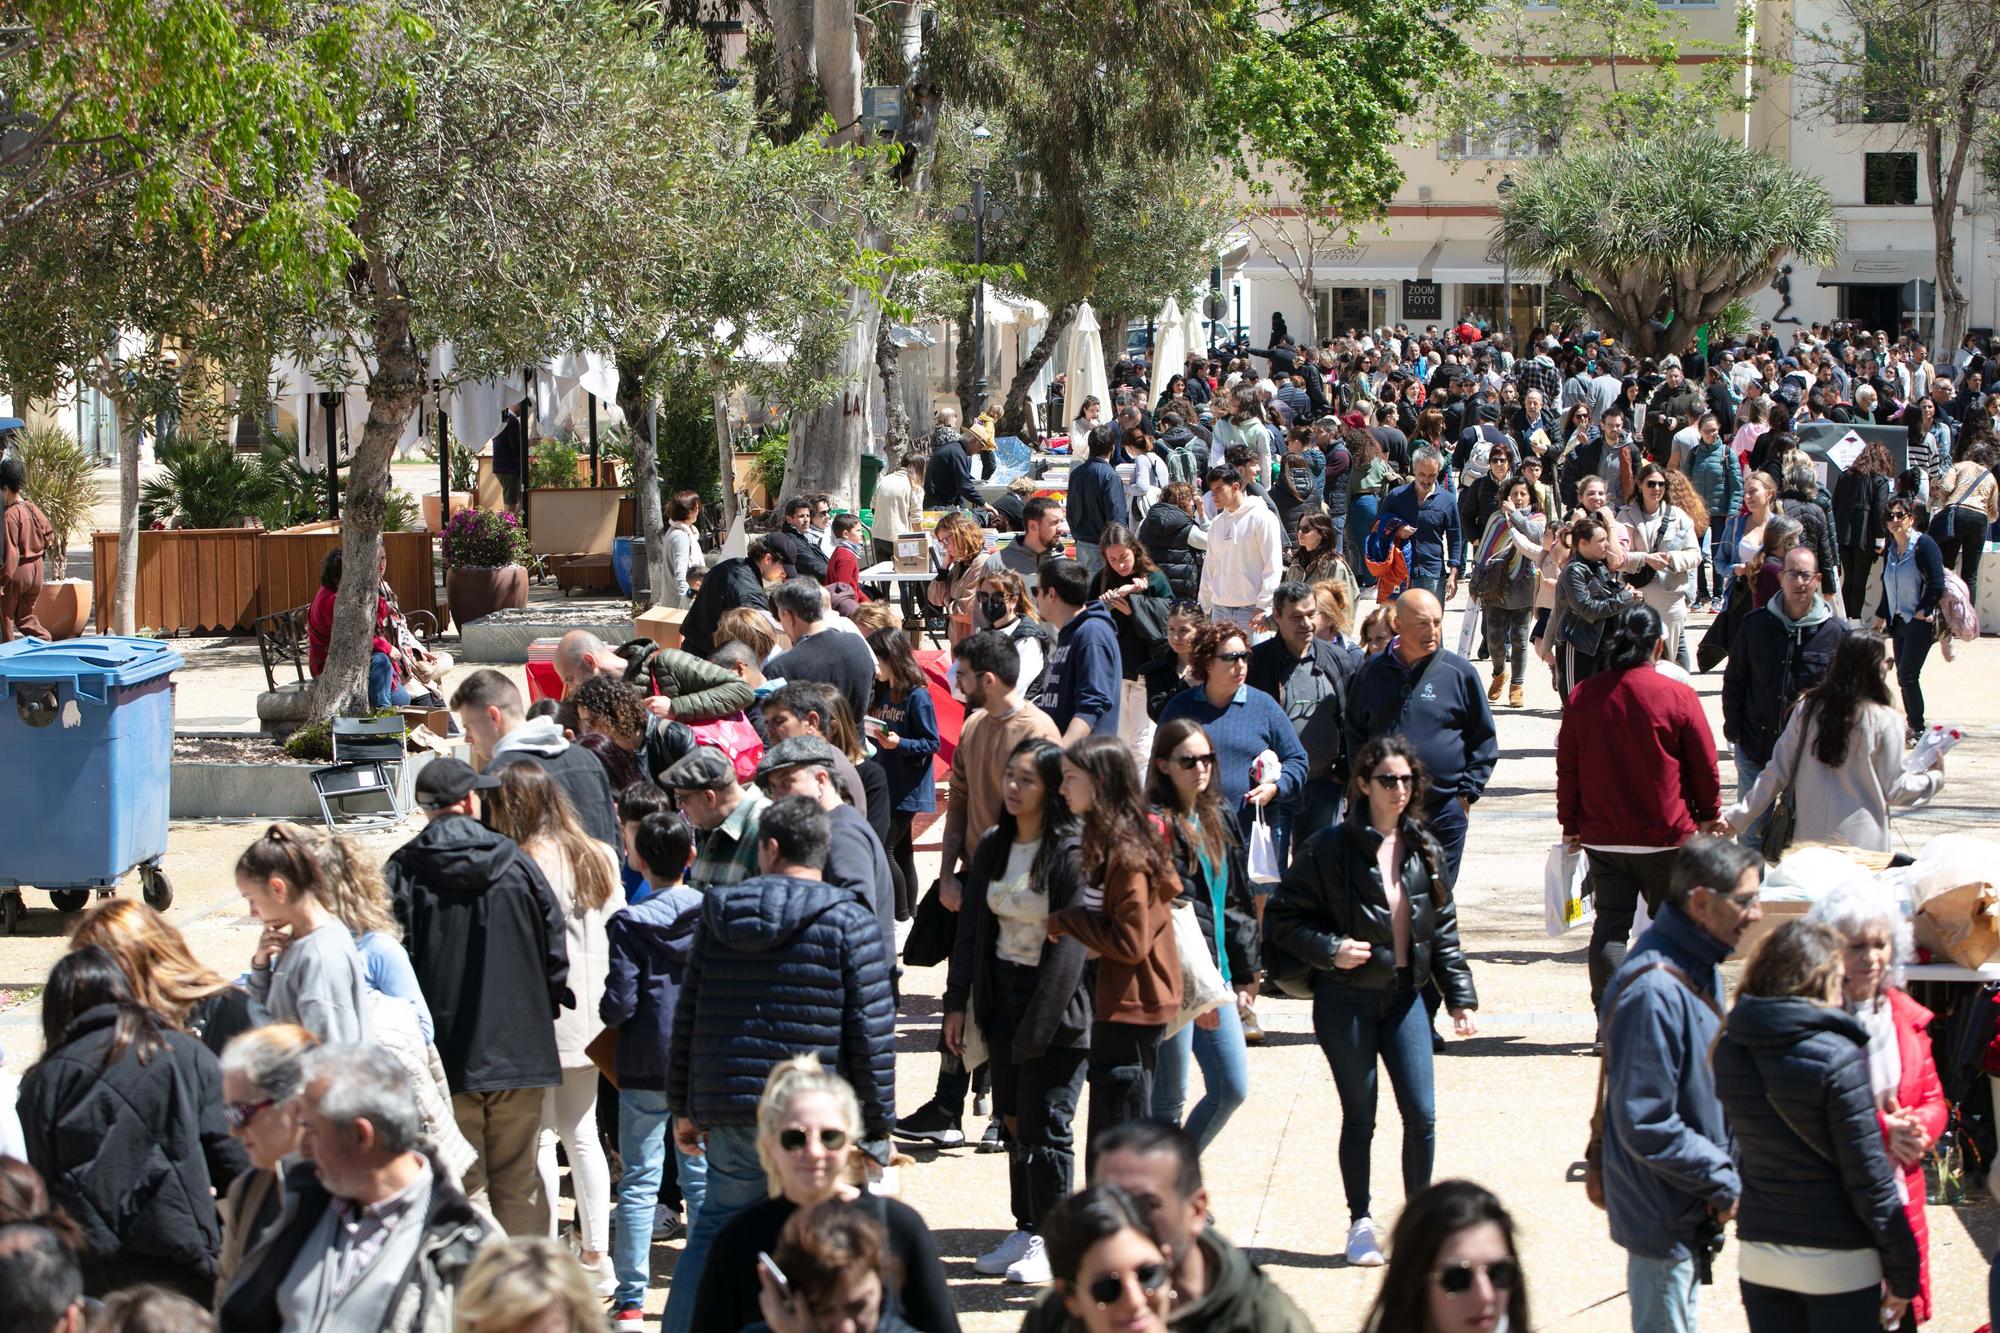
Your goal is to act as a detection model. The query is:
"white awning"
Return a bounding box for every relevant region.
[1815,251,1933,286]
[1430,239,1546,284]
[1240,239,1439,283]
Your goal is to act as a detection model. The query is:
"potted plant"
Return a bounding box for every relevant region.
[440,506,531,626]
[17,426,99,637]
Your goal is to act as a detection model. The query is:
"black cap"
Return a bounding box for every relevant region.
[415,757,500,809]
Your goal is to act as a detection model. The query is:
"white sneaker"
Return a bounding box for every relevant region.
[975,1229,1033,1275]
[585,1254,617,1297]
[1345,1217,1384,1267]
[1005,1234,1052,1284]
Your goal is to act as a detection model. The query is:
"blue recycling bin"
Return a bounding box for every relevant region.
[0,636,182,927]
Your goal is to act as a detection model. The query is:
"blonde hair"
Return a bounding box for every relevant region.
[715,606,779,662]
[1311,577,1354,637]
[849,602,901,636]
[453,1236,599,1333]
[755,1055,862,1196]
[307,829,401,939]
[69,899,233,1029]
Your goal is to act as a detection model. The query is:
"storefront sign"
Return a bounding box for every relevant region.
[1402,280,1442,322]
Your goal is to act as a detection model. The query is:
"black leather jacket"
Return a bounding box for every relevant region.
[1556,556,1628,655]
[1265,821,1477,1010]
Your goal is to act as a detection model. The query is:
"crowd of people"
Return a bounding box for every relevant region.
[3,314,1998,1333]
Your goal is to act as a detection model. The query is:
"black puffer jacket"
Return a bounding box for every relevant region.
[944,830,1094,1060]
[19,1005,249,1288]
[1139,501,1203,599]
[1159,809,1259,985]
[385,813,572,1094]
[1712,996,1920,1298]
[669,873,896,1137]
[1265,821,1476,1010]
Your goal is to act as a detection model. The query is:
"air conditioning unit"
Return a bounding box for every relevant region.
[1418,186,1434,203]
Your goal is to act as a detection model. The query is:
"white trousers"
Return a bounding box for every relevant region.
[536,1064,612,1254]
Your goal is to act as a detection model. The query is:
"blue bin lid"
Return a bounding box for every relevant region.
[0,636,184,703]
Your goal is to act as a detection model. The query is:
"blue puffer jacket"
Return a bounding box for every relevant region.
[668,873,895,1137]
[600,886,703,1092]
[1713,996,1920,1298]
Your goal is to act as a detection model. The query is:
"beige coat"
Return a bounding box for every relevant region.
[525,837,624,1065]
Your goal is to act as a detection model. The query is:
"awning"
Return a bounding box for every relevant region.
[1240,239,1439,283]
[1430,239,1548,285]
[1815,251,1932,286]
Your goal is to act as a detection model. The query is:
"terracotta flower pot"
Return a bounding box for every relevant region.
[446,564,528,627]
[33,579,93,640]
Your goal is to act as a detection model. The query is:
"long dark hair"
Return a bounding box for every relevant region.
[1362,1180,1531,1333]
[1344,735,1447,901]
[991,738,1077,896]
[1065,734,1175,887]
[1147,718,1234,868]
[39,945,166,1071]
[1801,630,1894,769]
[1096,523,1158,576]
[866,626,927,703]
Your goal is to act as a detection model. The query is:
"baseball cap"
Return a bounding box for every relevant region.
[415,757,500,809]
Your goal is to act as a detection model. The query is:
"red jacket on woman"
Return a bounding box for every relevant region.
[1883,987,1947,1323]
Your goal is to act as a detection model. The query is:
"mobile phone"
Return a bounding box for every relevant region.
[758,1251,790,1300]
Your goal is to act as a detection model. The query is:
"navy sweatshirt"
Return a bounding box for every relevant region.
[1342,646,1498,801]
[1066,457,1124,545]
[1038,603,1122,736]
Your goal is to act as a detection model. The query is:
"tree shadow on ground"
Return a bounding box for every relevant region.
[927,1228,1057,1313]
[1241,1245,1366,1271]
[1446,1033,1596,1058]
[1467,944,1587,966]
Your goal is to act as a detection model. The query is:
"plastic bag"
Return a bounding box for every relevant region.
[1544,842,1592,938]
[1247,808,1281,885]
[688,713,764,784]
[1166,901,1231,1037]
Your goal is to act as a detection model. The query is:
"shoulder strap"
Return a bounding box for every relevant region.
[1591,959,1722,1136]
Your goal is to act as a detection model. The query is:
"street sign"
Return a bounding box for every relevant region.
[1402,280,1442,322]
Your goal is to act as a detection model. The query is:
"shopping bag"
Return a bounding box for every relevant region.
[688,712,764,784]
[1247,808,1281,885]
[1166,901,1231,1037]
[1543,842,1593,938]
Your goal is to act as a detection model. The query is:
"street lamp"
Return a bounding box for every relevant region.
[317,390,341,520]
[950,142,1008,414]
[1496,174,1517,343]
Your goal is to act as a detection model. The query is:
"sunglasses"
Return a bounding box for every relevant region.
[1087,1261,1171,1308]
[1642,480,1666,490]
[1171,753,1217,770]
[1433,1257,1521,1297]
[1214,650,1252,664]
[1370,772,1416,788]
[778,1127,849,1153]
[224,1098,278,1132]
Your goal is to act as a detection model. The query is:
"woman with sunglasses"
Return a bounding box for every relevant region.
[1361,1179,1531,1333]
[691,1057,960,1333]
[1871,497,1946,744]
[1265,734,1477,1267]
[1158,622,1306,835]
[942,738,1090,1285]
[214,1023,316,1296]
[1146,720,1258,1149]
[1043,1185,1175,1333]
[1615,462,1701,668]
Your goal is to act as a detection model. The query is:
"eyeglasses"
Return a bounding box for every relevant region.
[1780,569,1818,582]
[1699,886,1761,910]
[1171,753,1217,770]
[1214,650,1252,664]
[1087,1261,1171,1308]
[1886,511,1912,523]
[224,1098,278,1132]
[1432,1258,1521,1297]
[1370,773,1416,789]
[778,1127,849,1153]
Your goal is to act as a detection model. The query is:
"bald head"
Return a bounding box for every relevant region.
[1393,589,1443,663]
[555,630,618,693]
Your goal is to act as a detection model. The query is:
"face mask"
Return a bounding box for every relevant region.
[977,594,1010,624]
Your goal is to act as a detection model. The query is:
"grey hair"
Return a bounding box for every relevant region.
[1808,883,1913,987]
[303,1043,422,1155]
[769,576,826,624]
[1762,514,1804,557]
[1413,445,1445,471]
[220,1024,317,1102]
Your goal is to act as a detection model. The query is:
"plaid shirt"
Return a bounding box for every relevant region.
[1515,355,1563,409]
[688,786,770,891]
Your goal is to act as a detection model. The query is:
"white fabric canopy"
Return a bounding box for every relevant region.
[1062,302,1109,424]
[1152,296,1190,395]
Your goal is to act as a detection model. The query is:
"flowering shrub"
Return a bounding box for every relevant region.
[441,507,530,568]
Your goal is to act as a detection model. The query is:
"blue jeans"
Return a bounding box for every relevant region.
[1349,495,1380,585]
[1151,1002,1250,1150]
[1312,972,1436,1221]
[1734,752,1769,849]
[1425,795,1469,891]
[660,1123,763,1333]
[1627,1251,1700,1333]
[1889,615,1933,733]
[613,1092,707,1308]
[1410,572,1447,598]
[368,651,411,710]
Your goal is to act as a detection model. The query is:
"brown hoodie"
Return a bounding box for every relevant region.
[1050,851,1183,1026]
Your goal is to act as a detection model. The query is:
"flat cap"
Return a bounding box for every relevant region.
[755,735,841,781]
[661,746,735,792]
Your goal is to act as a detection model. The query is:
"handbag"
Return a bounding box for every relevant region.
[687,713,764,784]
[1624,505,1671,589]
[1696,576,1750,673]
[583,1026,620,1089]
[901,879,958,968]
[1165,901,1231,1037]
[1759,780,1797,861]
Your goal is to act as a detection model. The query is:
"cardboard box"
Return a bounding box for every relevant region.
[633,604,688,651]
[893,533,931,574]
[1732,898,1809,960]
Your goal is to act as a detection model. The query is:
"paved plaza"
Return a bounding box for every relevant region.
[5,596,1999,1329]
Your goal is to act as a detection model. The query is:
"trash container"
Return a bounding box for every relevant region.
[0,636,182,926]
[860,453,885,510]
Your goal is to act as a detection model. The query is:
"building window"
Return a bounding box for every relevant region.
[1456,283,1546,340]
[1315,286,1389,338]
[1863,152,1918,206]
[1438,98,1556,161]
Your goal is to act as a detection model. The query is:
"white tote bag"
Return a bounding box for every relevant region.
[1166,901,1231,1037]
[1247,808,1282,885]
[1543,842,1593,938]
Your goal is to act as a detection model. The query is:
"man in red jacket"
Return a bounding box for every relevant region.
[1556,604,1721,1016]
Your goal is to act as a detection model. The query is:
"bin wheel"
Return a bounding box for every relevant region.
[142,865,173,912]
[0,894,19,935]
[50,890,89,914]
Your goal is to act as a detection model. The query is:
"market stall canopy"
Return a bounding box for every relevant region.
[1152,295,1190,389]
[1060,302,1109,423]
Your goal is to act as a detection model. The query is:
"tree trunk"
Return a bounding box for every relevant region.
[998,299,1077,443]
[614,350,668,608]
[1925,117,1973,352]
[310,284,421,721]
[875,308,910,459]
[109,370,141,637]
[1101,308,1126,387]
[953,295,976,419]
[713,387,739,538]
[786,281,880,508]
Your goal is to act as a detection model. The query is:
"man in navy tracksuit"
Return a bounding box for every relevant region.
[1033,556,1122,743]
[1381,447,1464,598]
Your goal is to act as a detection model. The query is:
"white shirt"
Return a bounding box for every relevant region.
[1199,500,1285,611]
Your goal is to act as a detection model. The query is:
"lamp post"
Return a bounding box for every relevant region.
[951,167,1008,414]
[433,377,449,535]
[1496,174,1517,343]
[317,390,341,520]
